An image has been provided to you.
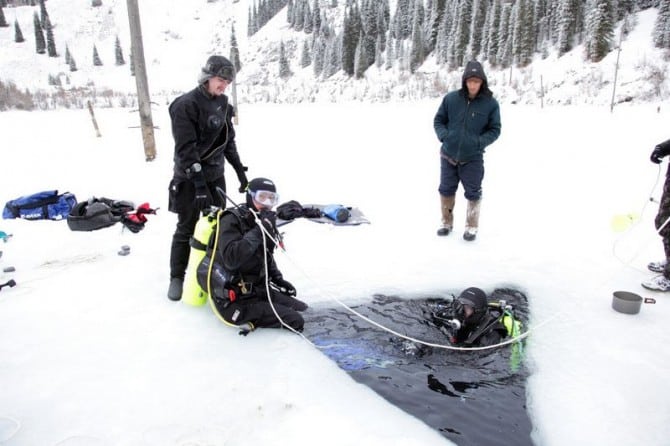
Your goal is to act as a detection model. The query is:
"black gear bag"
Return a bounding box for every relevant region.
[66,197,135,231]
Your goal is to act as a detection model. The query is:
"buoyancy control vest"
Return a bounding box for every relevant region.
[459,304,522,346]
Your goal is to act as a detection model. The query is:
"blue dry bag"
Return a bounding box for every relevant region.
[3,190,77,221]
[323,204,350,223]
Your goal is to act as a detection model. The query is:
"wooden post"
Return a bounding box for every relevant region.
[87,100,101,137]
[127,0,156,161]
[610,15,626,113]
[231,77,239,125]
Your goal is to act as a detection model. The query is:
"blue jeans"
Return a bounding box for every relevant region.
[438,157,484,201]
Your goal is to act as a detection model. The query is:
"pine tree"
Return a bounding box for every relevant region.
[115,35,125,65]
[323,33,341,78]
[14,20,24,42]
[39,0,48,28]
[425,0,444,53]
[391,0,411,39]
[533,0,550,53]
[557,0,578,56]
[376,5,387,52]
[278,41,292,79]
[0,6,8,27]
[324,35,342,78]
[485,0,502,66]
[130,49,135,76]
[288,0,295,25]
[303,1,313,33]
[375,31,384,67]
[653,0,670,49]
[93,44,103,66]
[45,16,57,57]
[248,8,254,36]
[512,0,535,67]
[384,31,394,69]
[65,45,71,65]
[496,2,512,69]
[354,31,366,78]
[342,3,362,76]
[409,1,425,73]
[294,0,304,31]
[468,0,488,60]
[92,0,103,6]
[230,24,241,73]
[585,0,614,62]
[313,35,325,76]
[444,0,460,69]
[300,39,311,67]
[361,0,378,68]
[69,51,78,72]
[396,38,407,71]
[312,0,321,36]
[452,0,472,67]
[479,0,492,62]
[616,0,634,20]
[434,0,449,65]
[33,12,45,54]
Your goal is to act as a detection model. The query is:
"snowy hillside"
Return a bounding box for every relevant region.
[0,0,668,107]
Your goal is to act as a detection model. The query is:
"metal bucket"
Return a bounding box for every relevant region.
[612,291,655,314]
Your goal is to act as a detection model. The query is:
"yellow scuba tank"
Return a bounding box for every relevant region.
[182,212,219,306]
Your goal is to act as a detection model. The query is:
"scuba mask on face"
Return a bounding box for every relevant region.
[432,299,465,332]
[452,299,466,321]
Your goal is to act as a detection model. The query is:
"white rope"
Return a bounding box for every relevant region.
[217,204,558,353]
[612,162,669,273]
[272,238,556,352]
[254,211,315,345]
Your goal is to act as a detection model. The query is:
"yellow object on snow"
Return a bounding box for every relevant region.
[610,213,640,232]
[182,212,219,306]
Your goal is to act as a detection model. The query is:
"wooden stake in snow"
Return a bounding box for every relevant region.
[610,15,627,113]
[127,0,156,161]
[87,100,101,137]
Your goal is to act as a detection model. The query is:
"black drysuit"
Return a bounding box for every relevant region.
[168,85,247,280]
[206,206,308,331]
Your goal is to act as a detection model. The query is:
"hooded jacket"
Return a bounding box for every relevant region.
[169,85,245,182]
[433,60,501,163]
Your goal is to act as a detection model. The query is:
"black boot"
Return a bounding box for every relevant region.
[167,277,183,301]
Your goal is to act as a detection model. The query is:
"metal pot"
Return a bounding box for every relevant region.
[612,291,656,315]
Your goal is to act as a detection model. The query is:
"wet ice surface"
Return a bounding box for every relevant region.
[304,289,532,446]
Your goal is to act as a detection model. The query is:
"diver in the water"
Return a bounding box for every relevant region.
[432,287,521,347]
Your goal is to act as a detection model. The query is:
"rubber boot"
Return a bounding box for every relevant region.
[464,200,481,241]
[437,195,455,236]
[167,277,184,301]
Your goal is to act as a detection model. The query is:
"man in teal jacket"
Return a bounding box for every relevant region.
[433,60,501,241]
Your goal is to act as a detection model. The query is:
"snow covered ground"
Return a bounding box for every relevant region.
[0,101,668,445]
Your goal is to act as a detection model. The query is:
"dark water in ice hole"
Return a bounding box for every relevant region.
[302,288,534,446]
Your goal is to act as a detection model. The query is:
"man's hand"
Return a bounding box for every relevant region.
[237,166,249,193]
[194,184,212,210]
[272,278,296,297]
[651,145,668,164]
